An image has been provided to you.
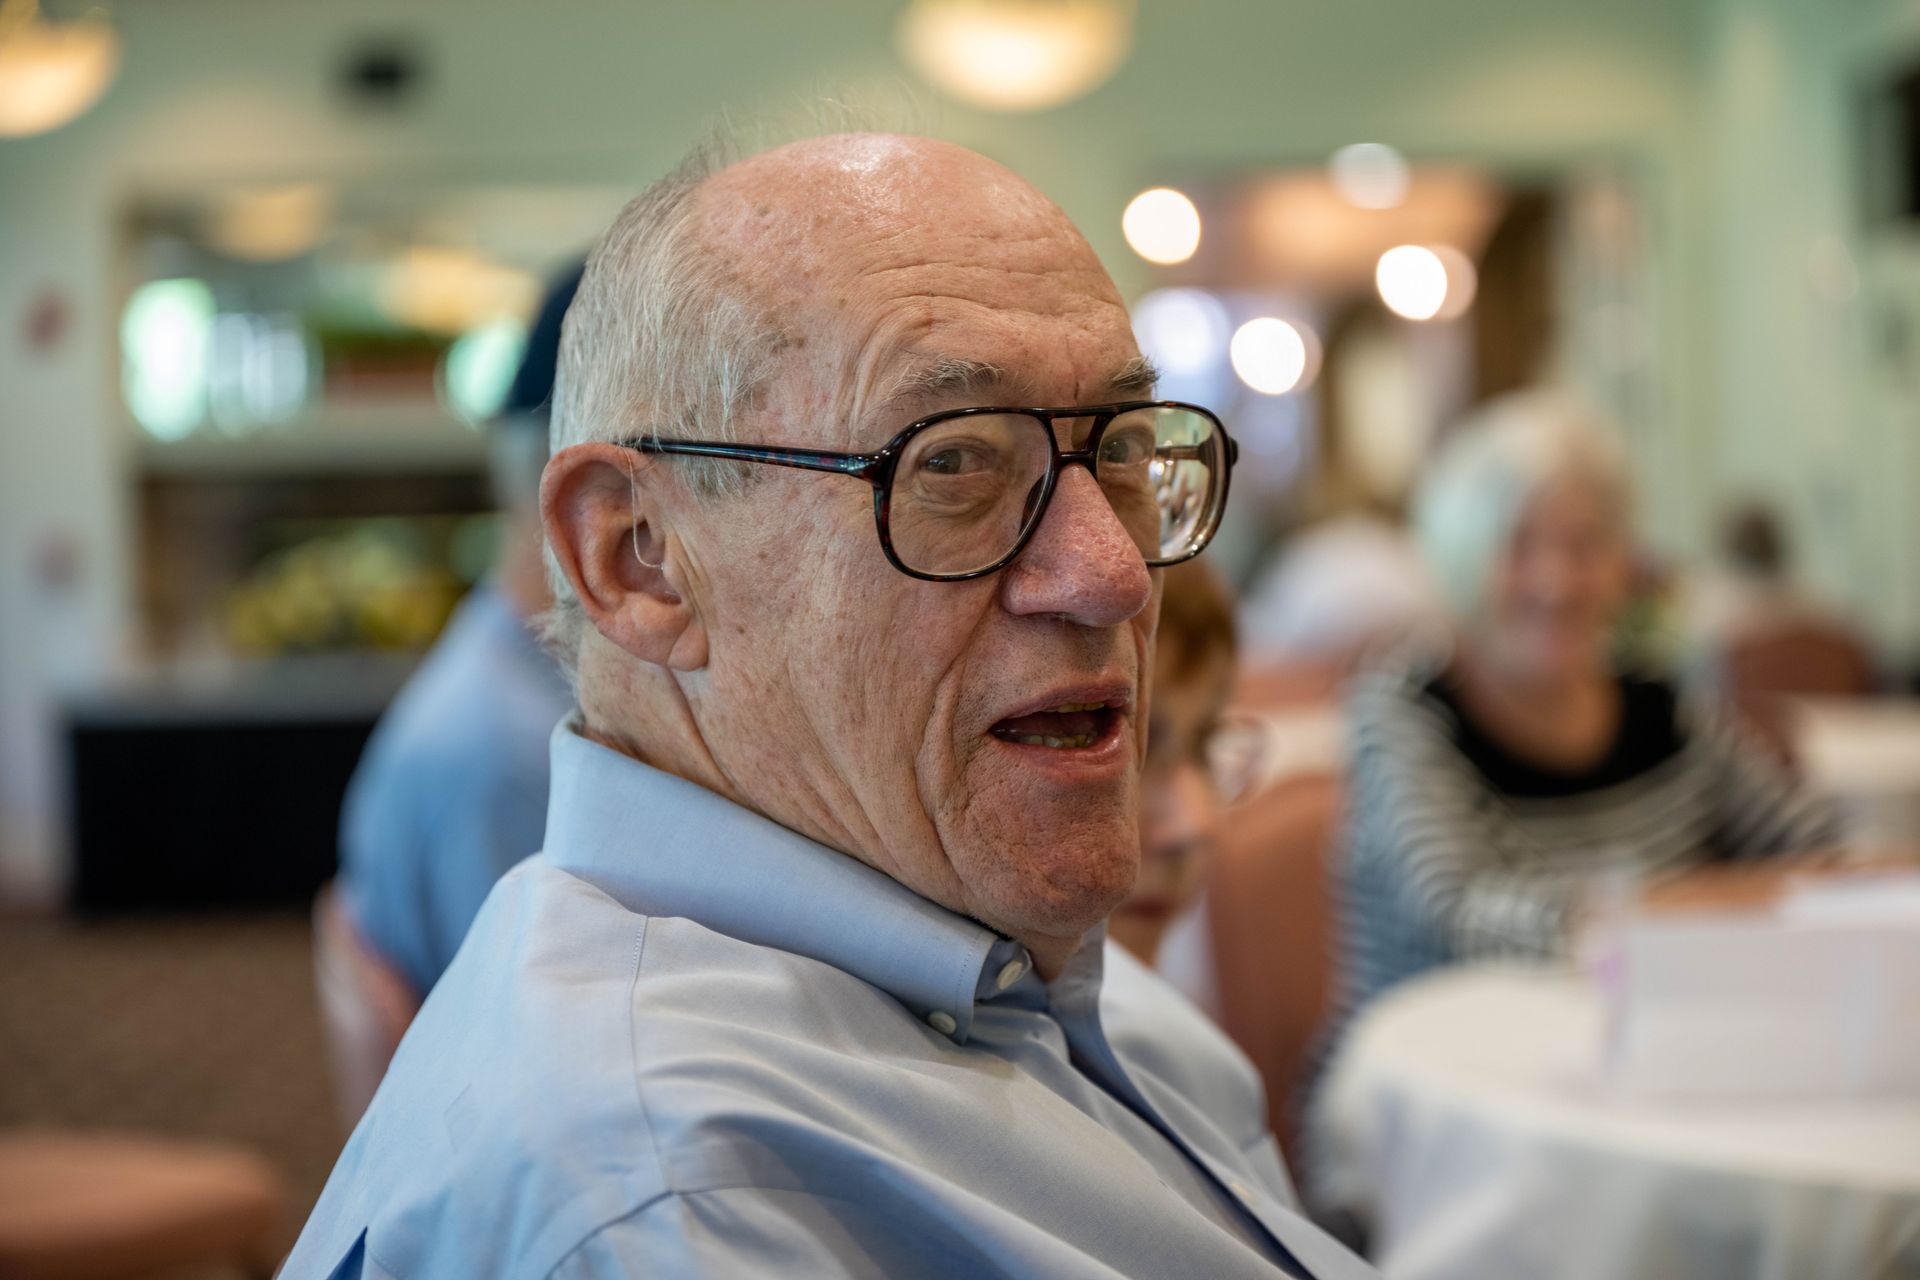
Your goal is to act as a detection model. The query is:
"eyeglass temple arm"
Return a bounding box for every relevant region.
[1157,440,1238,465]
[622,438,880,479]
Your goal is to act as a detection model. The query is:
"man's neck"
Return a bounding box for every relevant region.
[576,681,736,807]
[575,649,1102,986]
[1023,932,1089,983]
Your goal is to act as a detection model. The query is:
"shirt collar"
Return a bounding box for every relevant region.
[541,721,1032,1042]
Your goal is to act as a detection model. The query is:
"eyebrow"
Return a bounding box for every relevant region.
[880,353,1163,414]
[883,356,1018,409]
[1108,355,1161,398]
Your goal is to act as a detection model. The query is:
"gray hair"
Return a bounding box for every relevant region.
[1411,389,1633,619]
[539,134,785,678]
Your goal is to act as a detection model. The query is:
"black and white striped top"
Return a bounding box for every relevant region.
[1334,664,1838,1013]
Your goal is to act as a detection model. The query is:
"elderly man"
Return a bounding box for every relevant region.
[283,133,1375,1279]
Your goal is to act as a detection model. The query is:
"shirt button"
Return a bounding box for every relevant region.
[927,1010,958,1036]
[995,959,1028,991]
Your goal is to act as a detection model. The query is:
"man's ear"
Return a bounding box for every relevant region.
[541,443,708,671]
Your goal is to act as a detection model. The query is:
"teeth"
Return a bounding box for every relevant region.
[1014,733,1094,749]
[1047,701,1108,713]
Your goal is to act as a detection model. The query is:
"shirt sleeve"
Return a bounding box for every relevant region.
[1687,704,1842,859]
[1345,682,1577,959]
[548,1190,898,1280]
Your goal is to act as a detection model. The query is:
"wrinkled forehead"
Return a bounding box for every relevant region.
[699,136,1081,283]
[695,136,1139,440]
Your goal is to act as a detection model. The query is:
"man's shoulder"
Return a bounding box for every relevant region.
[287,861,946,1278]
[411,856,945,1133]
[622,912,965,1148]
[287,862,660,1277]
[416,859,927,1144]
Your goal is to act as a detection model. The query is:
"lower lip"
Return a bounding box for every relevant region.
[986,715,1133,784]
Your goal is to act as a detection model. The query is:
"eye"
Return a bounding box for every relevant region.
[916,440,1002,477]
[1099,425,1156,467]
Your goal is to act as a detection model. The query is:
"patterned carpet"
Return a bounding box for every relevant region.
[0,911,344,1261]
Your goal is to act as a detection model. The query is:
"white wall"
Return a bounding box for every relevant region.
[0,0,1717,898]
[1693,0,1920,655]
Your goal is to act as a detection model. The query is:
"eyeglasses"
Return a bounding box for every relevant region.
[1144,710,1271,806]
[1202,712,1274,807]
[621,400,1237,581]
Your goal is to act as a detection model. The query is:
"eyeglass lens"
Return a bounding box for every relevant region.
[884,406,1225,578]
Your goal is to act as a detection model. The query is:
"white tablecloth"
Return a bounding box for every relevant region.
[1318,966,1920,1280]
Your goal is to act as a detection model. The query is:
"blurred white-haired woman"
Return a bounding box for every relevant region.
[1332,390,1837,1016]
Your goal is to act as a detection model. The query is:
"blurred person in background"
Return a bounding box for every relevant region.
[1329,391,1838,1040]
[1230,515,1443,790]
[1109,559,1237,965]
[333,264,582,999]
[284,132,1377,1279]
[1237,511,1448,685]
[1680,499,1877,749]
[1687,499,1831,647]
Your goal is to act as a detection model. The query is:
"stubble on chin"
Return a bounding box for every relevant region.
[948,803,1140,942]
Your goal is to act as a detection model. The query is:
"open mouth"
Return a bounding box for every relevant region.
[989,699,1123,751]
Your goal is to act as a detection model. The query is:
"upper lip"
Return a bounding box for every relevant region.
[989,679,1133,727]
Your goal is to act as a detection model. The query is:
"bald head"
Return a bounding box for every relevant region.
[698,133,1076,268]
[691,134,1133,444]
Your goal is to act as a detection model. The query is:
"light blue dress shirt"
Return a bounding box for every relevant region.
[286,724,1378,1279]
[338,585,572,993]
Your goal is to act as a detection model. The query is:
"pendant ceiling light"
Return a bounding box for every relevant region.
[0,0,120,138]
[896,0,1134,113]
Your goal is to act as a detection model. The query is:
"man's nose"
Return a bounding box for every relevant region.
[1000,465,1153,626]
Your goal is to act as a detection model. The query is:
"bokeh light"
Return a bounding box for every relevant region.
[203,184,334,263]
[0,12,120,138]
[442,319,530,426]
[1375,245,1450,321]
[1122,187,1202,265]
[1132,287,1230,376]
[895,0,1134,113]
[122,279,215,440]
[1431,245,1479,319]
[1229,317,1310,396]
[1330,142,1410,210]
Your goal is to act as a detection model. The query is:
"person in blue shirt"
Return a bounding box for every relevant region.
[335,268,582,996]
[286,132,1379,1279]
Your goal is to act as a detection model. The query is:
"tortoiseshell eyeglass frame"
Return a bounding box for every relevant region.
[618,399,1238,583]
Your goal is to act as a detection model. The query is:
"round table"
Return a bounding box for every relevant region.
[1317,966,1920,1280]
